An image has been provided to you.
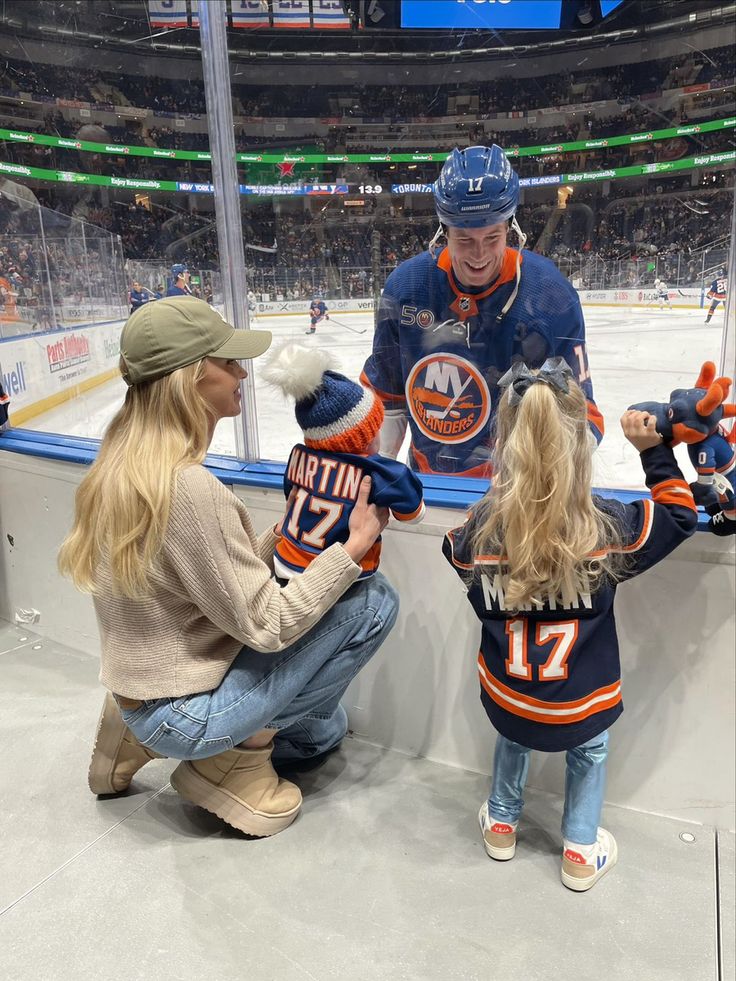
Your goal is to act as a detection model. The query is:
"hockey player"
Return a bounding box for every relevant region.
[654,278,672,311]
[247,289,257,319]
[128,280,150,315]
[306,295,329,334]
[263,344,424,580]
[361,145,603,477]
[166,263,192,297]
[704,271,727,324]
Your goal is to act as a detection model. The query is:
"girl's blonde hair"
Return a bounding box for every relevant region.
[58,358,211,597]
[472,374,622,609]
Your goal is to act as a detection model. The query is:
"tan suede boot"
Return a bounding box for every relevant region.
[169,743,302,837]
[88,692,164,795]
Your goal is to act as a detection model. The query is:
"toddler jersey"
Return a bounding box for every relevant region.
[361,247,603,477]
[443,444,697,751]
[275,443,425,580]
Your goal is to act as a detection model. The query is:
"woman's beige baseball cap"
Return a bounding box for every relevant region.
[120,296,272,385]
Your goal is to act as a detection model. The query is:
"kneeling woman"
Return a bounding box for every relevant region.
[59,296,398,837]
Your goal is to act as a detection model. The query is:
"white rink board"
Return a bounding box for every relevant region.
[23,304,727,492]
[2,318,124,424]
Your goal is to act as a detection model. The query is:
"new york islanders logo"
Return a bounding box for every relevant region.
[405,354,490,444]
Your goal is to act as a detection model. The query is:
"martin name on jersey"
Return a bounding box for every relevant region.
[275,443,425,580]
[361,247,603,476]
[442,444,697,752]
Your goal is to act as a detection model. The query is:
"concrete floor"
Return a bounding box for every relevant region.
[0,621,732,981]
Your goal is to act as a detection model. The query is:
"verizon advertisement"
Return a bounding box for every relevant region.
[254,297,375,316]
[578,287,702,309]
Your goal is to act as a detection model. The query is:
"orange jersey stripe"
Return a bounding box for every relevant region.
[360,540,381,574]
[411,442,493,478]
[479,655,620,711]
[359,370,406,405]
[392,501,426,522]
[437,246,521,301]
[474,501,655,566]
[651,479,696,512]
[651,478,691,494]
[275,536,317,571]
[586,400,605,437]
[478,657,622,725]
[445,529,474,570]
[653,492,697,510]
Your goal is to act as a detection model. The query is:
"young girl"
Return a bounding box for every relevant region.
[443,358,698,892]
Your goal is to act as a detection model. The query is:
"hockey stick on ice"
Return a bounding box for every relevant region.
[328,315,367,335]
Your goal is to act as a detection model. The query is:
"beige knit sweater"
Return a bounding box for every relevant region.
[95,465,361,699]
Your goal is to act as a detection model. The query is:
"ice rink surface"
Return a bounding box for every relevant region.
[26,304,726,492]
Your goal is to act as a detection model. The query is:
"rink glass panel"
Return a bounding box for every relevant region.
[0,3,733,492]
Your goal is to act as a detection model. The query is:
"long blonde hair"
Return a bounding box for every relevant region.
[472,375,622,609]
[58,358,211,597]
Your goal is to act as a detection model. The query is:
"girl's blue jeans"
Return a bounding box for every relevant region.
[488,730,609,845]
[119,572,399,764]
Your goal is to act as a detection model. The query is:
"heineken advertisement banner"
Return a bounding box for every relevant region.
[0,116,732,165]
[0,151,733,196]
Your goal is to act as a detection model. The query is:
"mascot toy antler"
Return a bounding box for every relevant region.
[630,361,736,536]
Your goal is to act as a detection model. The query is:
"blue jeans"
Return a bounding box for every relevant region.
[119,573,398,763]
[488,731,609,845]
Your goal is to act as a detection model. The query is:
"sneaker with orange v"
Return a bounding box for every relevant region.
[478,800,517,861]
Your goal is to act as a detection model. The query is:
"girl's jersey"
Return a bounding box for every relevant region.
[442,444,697,751]
[275,443,425,580]
[361,247,603,477]
[707,277,727,301]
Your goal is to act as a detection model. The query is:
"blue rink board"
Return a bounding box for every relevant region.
[0,428,713,531]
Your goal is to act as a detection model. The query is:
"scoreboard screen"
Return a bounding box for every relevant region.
[399,0,626,30]
[401,1,564,30]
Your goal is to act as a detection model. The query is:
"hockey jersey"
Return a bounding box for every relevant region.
[707,277,727,301]
[442,444,697,752]
[309,300,328,322]
[166,283,192,298]
[274,443,425,580]
[129,288,149,313]
[361,247,603,477]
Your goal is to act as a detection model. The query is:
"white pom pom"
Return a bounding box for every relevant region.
[261,342,338,402]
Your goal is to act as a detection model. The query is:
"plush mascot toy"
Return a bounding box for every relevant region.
[630,362,736,536]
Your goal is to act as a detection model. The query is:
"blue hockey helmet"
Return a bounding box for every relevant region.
[433,145,519,228]
[171,263,188,278]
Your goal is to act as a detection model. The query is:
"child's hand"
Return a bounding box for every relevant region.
[620,409,665,452]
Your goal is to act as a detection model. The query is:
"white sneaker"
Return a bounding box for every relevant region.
[478,801,517,861]
[561,828,618,892]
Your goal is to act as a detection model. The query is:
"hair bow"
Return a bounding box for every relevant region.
[497,357,573,406]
